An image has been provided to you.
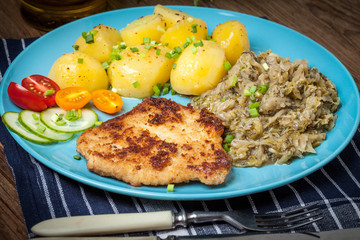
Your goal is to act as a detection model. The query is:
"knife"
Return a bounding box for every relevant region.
[31,228,360,239]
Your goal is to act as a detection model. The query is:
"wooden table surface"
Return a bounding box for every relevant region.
[1,0,359,239]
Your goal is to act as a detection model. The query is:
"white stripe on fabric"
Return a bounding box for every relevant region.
[29,155,56,218]
[269,190,282,212]
[2,39,11,66]
[79,184,94,215]
[224,199,233,211]
[247,195,258,214]
[131,196,143,213]
[269,190,296,233]
[104,191,119,214]
[287,184,320,232]
[21,38,26,50]
[201,201,222,234]
[337,156,360,189]
[54,172,71,217]
[176,201,197,235]
[320,168,360,219]
[351,139,360,157]
[304,177,343,229]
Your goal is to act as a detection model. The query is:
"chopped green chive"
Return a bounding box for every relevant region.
[82,31,97,44]
[120,42,127,49]
[65,109,81,121]
[144,44,152,50]
[232,76,238,87]
[143,37,151,43]
[221,97,226,102]
[72,44,79,51]
[44,89,55,96]
[248,108,259,117]
[206,34,212,40]
[192,47,197,54]
[174,46,182,54]
[132,81,140,88]
[78,58,83,64]
[193,96,200,102]
[172,63,177,69]
[130,47,139,52]
[167,184,175,192]
[36,125,46,133]
[95,121,103,126]
[223,143,230,152]
[171,89,176,95]
[153,84,161,96]
[224,61,232,71]
[164,43,169,46]
[258,84,269,94]
[243,89,251,96]
[165,52,172,59]
[162,87,169,95]
[139,53,146,57]
[73,155,81,160]
[249,102,260,109]
[156,48,161,55]
[191,24,198,33]
[224,134,235,143]
[249,86,257,94]
[102,61,110,70]
[183,41,191,48]
[193,40,204,47]
[32,113,39,120]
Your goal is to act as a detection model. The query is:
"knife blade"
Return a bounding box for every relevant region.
[31,228,360,240]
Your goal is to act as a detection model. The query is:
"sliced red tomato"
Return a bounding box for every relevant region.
[7,82,48,111]
[21,74,60,107]
[92,89,123,114]
[55,87,92,110]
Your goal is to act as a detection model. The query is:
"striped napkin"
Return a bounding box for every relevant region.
[1,38,360,239]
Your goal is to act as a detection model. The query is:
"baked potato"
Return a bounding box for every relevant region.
[212,20,250,65]
[108,44,174,98]
[48,51,109,92]
[120,14,166,47]
[170,40,227,95]
[73,24,122,63]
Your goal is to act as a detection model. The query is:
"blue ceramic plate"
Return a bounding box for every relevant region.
[1,6,359,200]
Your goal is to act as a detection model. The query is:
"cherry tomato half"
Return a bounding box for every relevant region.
[7,82,48,111]
[92,89,123,114]
[55,87,92,110]
[21,75,60,107]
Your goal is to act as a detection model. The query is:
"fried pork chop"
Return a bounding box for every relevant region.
[77,97,231,186]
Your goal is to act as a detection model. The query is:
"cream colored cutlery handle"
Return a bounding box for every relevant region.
[31,210,174,237]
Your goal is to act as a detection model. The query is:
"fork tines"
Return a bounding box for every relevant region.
[254,202,322,230]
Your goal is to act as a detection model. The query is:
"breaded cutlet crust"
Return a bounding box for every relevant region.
[77,97,231,186]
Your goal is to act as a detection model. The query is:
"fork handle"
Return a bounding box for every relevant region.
[31,211,174,237]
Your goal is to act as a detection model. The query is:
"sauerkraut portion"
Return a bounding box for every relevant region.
[191,50,340,167]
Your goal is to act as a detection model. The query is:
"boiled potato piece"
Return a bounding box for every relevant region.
[108,44,175,98]
[154,4,191,28]
[120,14,166,47]
[171,40,227,95]
[160,17,208,49]
[48,52,109,92]
[212,20,250,65]
[74,24,122,63]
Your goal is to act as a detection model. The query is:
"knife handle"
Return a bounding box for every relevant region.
[31,210,174,237]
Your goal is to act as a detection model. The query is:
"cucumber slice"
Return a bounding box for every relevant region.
[40,107,98,133]
[2,112,53,144]
[19,110,74,141]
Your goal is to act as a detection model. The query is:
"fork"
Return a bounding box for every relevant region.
[31,202,322,237]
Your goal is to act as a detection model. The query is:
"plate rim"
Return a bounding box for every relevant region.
[1,5,359,200]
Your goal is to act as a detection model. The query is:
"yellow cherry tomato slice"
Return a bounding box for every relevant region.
[92,89,123,114]
[55,87,92,110]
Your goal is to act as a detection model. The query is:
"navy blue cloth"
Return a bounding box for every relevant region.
[1,38,360,238]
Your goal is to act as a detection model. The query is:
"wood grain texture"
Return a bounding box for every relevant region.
[0,0,359,239]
